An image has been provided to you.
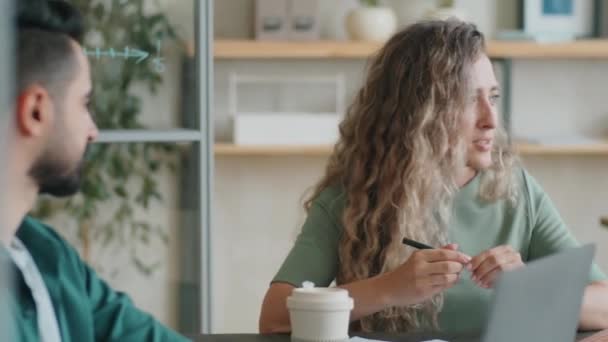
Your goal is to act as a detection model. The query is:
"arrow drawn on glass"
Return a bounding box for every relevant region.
[83,46,150,63]
[152,39,165,73]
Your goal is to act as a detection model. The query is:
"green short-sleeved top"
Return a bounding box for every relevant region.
[1,216,189,342]
[273,170,606,334]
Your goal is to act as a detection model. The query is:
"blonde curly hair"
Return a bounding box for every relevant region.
[305,20,519,332]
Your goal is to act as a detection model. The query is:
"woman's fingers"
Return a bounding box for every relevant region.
[426,260,465,275]
[469,245,524,288]
[420,248,471,264]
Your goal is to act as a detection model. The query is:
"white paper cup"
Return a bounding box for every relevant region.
[287,285,354,342]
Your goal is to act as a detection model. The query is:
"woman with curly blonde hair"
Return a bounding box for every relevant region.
[259,20,608,334]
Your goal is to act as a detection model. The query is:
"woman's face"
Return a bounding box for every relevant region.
[461,54,500,171]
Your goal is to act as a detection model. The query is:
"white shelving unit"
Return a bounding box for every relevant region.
[213,39,608,157]
[91,1,214,335]
[97,129,202,143]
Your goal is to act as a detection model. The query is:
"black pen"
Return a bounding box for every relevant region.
[402,237,434,250]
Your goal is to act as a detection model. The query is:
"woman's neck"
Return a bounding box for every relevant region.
[456,167,477,188]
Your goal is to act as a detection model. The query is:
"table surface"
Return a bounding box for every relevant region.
[191,331,599,342]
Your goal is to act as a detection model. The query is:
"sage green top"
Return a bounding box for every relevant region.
[273,170,606,334]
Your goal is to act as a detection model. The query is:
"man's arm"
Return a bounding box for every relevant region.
[61,240,189,341]
[82,262,189,341]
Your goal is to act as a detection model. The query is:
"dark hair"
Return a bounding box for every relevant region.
[17,0,84,42]
[16,0,85,100]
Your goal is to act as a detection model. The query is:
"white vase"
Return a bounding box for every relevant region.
[345,6,398,42]
[424,7,467,21]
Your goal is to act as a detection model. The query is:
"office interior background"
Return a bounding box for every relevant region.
[4,0,608,335]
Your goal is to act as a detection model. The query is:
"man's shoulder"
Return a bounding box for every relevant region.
[18,216,63,241]
[17,216,74,259]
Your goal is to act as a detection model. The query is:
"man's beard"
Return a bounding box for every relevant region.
[29,150,86,197]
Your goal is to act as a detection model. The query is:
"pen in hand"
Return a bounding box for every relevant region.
[402,237,434,250]
[402,238,465,256]
[402,237,472,271]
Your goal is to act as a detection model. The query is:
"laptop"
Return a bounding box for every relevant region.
[481,244,596,342]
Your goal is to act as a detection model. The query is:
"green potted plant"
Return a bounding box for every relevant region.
[345,0,397,42]
[32,0,183,276]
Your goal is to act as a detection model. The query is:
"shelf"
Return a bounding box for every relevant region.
[213,39,608,59]
[214,142,608,157]
[515,142,608,155]
[97,129,202,143]
[94,134,608,154]
[214,143,332,156]
[487,40,608,59]
[214,40,381,59]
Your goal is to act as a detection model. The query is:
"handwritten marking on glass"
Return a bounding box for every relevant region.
[152,39,165,73]
[83,39,166,72]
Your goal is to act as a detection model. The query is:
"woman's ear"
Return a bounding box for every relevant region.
[15,85,55,137]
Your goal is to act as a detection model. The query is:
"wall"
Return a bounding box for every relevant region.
[212,0,608,333]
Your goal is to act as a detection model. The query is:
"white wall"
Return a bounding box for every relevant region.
[212,0,608,333]
[213,157,324,331]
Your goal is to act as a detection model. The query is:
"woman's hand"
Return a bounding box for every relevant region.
[468,245,524,288]
[381,244,471,307]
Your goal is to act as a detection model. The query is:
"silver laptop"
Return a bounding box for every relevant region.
[482,244,595,342]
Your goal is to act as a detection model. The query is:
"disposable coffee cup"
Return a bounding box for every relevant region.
[286,281,354,342]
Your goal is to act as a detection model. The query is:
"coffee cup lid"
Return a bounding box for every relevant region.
[287,281,354,311]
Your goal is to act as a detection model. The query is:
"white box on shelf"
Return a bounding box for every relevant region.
[233,112,340,145]
[288,0,321,41]
[255,0,289,40]
[228,73,345,146]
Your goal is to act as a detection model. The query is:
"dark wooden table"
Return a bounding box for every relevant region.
[191,331,598,341]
